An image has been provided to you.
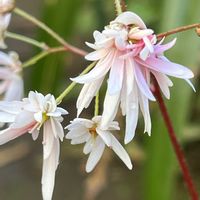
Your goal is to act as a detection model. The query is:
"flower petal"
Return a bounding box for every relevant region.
[42,137,59,200]
[110,133,132,170]
[114,11,146,29]
[134,61,156,101]
[71,50,115,84]
[76,77,104,116]
[86,136,105,173]
[101,90,121,128]
[108,53,124,95]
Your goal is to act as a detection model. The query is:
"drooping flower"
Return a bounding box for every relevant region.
[0,51,24,101]
[72,11,194,144]
[0,0,14,48]
[65,116,132,172]
[0,91,68,200]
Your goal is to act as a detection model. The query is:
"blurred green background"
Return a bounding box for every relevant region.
[0,0,200,199]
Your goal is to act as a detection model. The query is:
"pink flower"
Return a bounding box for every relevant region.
[0,91,68,200]
[0,51,24,101]
[72,11,194,144]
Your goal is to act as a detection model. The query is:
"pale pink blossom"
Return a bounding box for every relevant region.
[0,91,68,200]
[0,51,24,101]
[72,11,194,144]
[66,116,132,172]
[0,0,14,48]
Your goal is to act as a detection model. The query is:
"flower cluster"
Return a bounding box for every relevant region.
[0,7,196,200]
[72,11,194,144]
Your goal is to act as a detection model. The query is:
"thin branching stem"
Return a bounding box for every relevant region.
[5,31,48,50]
[14,7,87,56]
[56,62,97,104]
[157,23,200,39]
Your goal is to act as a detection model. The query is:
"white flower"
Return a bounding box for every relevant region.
[0,51,24,101]
[0,91,68,200]
[72,11,194,144]
[66,116,132,172]
[0,0,14,48]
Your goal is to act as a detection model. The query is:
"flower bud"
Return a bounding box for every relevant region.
[195,27,200,37]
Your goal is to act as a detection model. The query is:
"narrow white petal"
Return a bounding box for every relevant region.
[96,128,111,146]
[185,79,196,92]
[110,133,132,169]
[85,48,109,61]
[101,90,120,128]
[42,138,59,200]
[138,92,151,135]
[152,71,172,99]
[83,137,94,154]
[50,118,64,141]
[76,77,104,116]
[86,136,105,173]
[71,134,90,145]
[124,86,139,144]
[43,120,55,160]
[108,53,124,95]
[71,50,115,84]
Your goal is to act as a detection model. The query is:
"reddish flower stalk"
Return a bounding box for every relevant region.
[153,79,199,200]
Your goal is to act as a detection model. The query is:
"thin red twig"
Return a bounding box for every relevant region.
[157,23,200,39]
[153,79,199,200]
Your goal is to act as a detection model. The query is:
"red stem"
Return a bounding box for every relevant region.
[153,80,199,200]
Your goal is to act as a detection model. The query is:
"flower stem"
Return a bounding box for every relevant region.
[157,23,200,39]
[153,79,199,200]
[94,92,99,116]
[14,7,87,57]
[114,0,123,15]
[22,47,66,68]
[56,61,97,104]
[5,31,48,50]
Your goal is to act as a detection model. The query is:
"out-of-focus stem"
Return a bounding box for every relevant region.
[14,7,87,57]
[153,79,199,200]
[5,31,48,50]
[94,92,99,116]
[22,47,66,68]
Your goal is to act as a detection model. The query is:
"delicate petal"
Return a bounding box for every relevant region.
[71,50,115,83]
[101,90,121,128]
[42,137,59,200]
[76,77,104,116]
[154,38,177,54]
[134,61,156,101]
[85,48,109,61]
[83,137,94,154]
[136,56,194,79]
[108,53,124,95]
[86,136,105,173]
[43,120,55,160]
[110,133,132,169]
[124,86,139,144]
[114,11,146,28]
[96,128,111,146]
[50,117,64,141]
